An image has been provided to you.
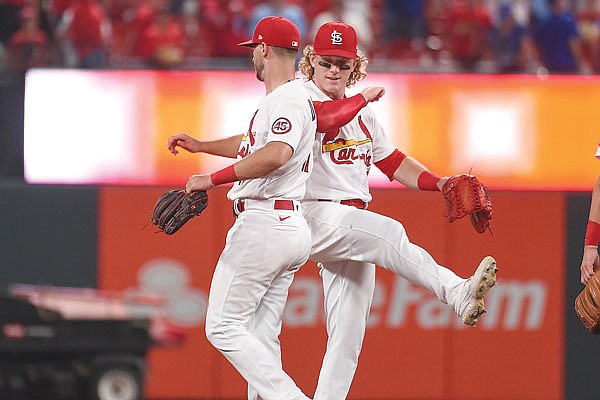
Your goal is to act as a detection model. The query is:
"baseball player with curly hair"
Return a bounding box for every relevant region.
[168,16,386,400]
[286,22,496,400]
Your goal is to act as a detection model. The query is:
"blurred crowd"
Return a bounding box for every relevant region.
[1,0,600,74]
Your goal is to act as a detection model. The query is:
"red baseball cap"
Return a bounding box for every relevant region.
[313,21,358,59]
[238,16,300,50]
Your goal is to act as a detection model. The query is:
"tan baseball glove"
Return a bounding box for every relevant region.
[575,269,600,334]
[442,174,492,233]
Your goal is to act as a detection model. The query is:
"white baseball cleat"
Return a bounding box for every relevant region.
[461,256,498,326]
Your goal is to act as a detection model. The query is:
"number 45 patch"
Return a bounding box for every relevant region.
[271,117,292,134]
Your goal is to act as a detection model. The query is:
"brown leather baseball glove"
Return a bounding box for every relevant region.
[442,174,492,233]
[575,269,600,334]
[151,189,208,235]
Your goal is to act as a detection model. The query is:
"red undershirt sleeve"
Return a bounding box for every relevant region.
[375,149,407,181]
[314,94,367,133]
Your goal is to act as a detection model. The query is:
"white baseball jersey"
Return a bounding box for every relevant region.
[207,80,314,400]
[303,80,396,202]
[293,80,468,400]
[228,79,316,201]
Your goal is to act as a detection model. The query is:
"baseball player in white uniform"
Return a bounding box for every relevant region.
[170,16,316,400]
[288,22,497,400]
[581,142,600,284]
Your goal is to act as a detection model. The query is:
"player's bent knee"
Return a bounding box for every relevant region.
[205,323,218,346]
[205,314,225,346]
[205,326,229,350]
[379,216,407,240]
[205,319,246,351]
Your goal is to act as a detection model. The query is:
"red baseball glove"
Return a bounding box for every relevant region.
[442,174,492,233]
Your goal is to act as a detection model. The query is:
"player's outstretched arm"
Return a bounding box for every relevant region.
[360,86,385,103]
[314,87,384,133]
[185,142,293,193]
[582,174,600,284]
[375,150,445,192]
[392,156,436,189]
[168,133,243,158]
[225,141,293,180]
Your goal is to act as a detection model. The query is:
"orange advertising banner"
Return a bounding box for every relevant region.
[99,187,564,399]
[25,70,600,190]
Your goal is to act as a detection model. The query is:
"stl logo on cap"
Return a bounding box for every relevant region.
[331,30,343,45]
[313,21,358,59]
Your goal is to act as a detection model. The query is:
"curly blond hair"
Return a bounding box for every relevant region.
[298,45,368,88]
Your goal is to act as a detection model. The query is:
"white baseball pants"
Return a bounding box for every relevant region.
[313,260,375,400]
[302,201,466,400]
[205,207,312,400]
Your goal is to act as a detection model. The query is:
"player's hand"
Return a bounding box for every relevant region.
[168,133,202,155]
[360,87,385,103]
[186,174,214,194]
[581,245,599,284]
